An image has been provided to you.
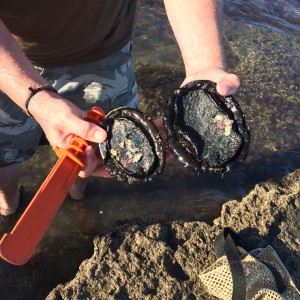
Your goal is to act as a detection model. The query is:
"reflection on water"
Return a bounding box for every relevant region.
[224,0,300,36]
[1,1,299,299]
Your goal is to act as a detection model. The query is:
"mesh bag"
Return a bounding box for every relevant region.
[199,228,300,300]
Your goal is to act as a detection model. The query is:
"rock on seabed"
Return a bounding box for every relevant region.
[46,169,300,300]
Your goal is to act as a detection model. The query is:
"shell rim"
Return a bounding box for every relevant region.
[100,107,166,183]
[163,80,251,173]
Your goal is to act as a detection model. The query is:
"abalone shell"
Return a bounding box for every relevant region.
[163,80,250,173]
[99,107,165,183]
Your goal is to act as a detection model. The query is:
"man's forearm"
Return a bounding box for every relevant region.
[163,0,225,76]
[0,20,47,111]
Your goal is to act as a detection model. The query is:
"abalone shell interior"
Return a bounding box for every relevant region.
[107,118,155,175]
[99,107,165,184]
[175,89,243,168]
[164,80,250,173]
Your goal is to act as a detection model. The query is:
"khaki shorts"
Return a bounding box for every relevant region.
[0,41,138,167]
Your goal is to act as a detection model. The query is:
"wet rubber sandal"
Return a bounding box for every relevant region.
[99,107,166,184]
[163,80,251,173]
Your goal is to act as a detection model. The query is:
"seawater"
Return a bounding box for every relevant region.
[0,1,299,299]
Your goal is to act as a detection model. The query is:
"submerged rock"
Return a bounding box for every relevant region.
[47,169,300,299]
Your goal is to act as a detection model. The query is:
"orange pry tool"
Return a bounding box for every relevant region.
[0,106,105,265]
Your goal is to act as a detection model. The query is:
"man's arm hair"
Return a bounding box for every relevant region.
[163,0,225,76]
[0,20,47,111]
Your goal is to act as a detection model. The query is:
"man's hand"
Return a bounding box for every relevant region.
[78,145,111,178]
[29,90,110,178]
[181,66,240,96]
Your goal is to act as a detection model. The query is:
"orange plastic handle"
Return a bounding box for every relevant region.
[0,107,105,265]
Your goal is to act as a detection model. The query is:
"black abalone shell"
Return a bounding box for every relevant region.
[99,107,165,183]
[163,80,250,173]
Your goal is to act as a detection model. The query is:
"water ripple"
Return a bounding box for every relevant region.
[224,0,300,35]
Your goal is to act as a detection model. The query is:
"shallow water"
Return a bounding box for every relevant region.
[224,0,300,36]
[1,1,299,299]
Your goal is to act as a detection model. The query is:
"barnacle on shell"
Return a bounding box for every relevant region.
[99,107,165,184]
[163,80,250,173]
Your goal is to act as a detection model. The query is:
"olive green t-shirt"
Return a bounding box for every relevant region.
[0,0,137,67]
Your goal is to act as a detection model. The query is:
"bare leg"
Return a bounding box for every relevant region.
[0,163,23,216]
[69,177,89,200]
